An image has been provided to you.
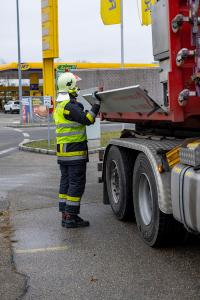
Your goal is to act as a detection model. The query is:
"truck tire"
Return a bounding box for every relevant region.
[106,146,134,221]
[133,152,185,247]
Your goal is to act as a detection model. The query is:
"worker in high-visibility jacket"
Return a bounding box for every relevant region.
[54,72,101,228]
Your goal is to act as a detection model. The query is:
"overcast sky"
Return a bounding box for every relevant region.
[0,0,154,64]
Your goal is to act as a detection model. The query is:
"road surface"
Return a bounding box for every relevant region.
[0,113,200,300]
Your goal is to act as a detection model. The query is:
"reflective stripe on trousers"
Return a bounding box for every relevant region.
[59,163,87,214]
[58,155,87,161]
[59,194,80,206]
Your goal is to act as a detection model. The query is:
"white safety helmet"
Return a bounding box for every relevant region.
[57,72,77,93]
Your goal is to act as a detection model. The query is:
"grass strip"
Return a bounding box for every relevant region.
[24,139,56,150]
[100,131,121,147]
[24,131,121,150]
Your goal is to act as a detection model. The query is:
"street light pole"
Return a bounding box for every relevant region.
[16,0,23,124]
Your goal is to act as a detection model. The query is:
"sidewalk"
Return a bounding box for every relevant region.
[0,211,26,300]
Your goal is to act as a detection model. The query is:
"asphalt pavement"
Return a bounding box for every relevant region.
[0,148,199,299]
[1,113,200,299]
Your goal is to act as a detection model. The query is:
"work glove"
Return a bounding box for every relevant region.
[92,91,102,105]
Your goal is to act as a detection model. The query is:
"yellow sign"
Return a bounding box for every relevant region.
[41,0,59,58]
[141,0,156,26]
[19,63,30,71]
[100,0,121,25]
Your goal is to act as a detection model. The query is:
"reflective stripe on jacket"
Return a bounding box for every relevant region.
[54,100,87,161]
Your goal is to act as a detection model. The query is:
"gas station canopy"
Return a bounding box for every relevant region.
[0,62,158,80]
[0,63,44,80]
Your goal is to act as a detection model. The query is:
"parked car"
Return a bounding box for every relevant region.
[4,101,20,114]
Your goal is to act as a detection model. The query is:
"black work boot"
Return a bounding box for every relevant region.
[59,201,66,212]
[63,213,90,228]
[61,212,68,227]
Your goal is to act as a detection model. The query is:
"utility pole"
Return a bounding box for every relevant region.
[16,0,23,124]
[120,0,124,68]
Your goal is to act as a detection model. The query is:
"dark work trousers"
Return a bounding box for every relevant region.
[59,163,87,215]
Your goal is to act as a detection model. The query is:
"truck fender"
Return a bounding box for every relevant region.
[104,138,181,214]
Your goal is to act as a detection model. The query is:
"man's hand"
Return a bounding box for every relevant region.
[92,91,102,105]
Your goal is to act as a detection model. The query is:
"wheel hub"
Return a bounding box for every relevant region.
[110,160,120,204]
[138,173,153,226]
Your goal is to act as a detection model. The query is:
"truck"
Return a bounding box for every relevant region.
[84,0,200,247]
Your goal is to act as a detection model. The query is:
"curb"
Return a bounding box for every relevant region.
[7,124,55,128]
[7,120,111,129]
[19,141,105,155]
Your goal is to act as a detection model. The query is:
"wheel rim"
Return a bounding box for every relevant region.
[110,160,120,204]
[138,173,153,226]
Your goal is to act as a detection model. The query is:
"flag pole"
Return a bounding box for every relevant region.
[120,0,124,68]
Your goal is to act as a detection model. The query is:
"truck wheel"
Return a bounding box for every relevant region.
[106,146,133,220]
[133,153,185,247]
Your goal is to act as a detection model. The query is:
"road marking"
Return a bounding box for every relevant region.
[13,128,23,133]
[15,245,69,254]
[23,132,30,138]
[13,129,30,144]
[0,147,17,155]
[0,128,30,155]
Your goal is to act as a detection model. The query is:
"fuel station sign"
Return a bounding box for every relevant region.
[41,0,59,58]
[19,63,30,71]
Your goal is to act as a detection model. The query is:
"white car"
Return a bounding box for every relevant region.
[4,101,20,114]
